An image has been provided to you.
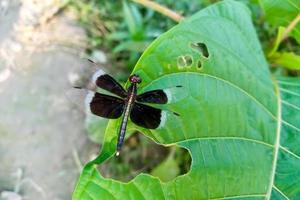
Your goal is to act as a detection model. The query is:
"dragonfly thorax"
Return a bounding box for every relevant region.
[129,74,142,84]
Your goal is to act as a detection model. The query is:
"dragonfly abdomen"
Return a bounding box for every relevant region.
[116,84,137,156]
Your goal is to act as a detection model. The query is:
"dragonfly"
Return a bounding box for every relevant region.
[74,60,181,156]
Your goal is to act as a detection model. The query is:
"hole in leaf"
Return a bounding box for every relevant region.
[101,132,191,182]
[185,55,193,66]
[197,60,202,68]
[177,55,193,68]
[191,42,209,58]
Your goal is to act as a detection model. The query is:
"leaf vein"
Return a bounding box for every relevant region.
[90,180,118,200]
[280,145,300,159]
[281,119,300,132]
[280,88,300,97]
[175,72,277,120]
[286,0,300,10]
[278,80,300,86]
[201,73,277,118]
[177,136,273,148]
[210,194,266,200]
[282,100,300,111]
[273,185,290,200]
[131,182,147,200]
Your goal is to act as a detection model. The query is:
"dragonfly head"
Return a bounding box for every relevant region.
[129,74,142,84]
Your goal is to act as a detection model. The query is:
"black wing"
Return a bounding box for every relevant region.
[93,71,127,98]
[89,92,124,119]
[130,103,161,129]
[136,90,167,104]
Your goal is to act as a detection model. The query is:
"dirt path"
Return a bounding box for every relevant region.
[0,1,97,199]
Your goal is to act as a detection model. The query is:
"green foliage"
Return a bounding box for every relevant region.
[68,0,300,72]
[150,148,180,182]
[267,27,300,70]
[68,0,122,48]
[270,52,300,70]
[73,1,300,199]
[68,0,208,70]
[260,0,300,44]
[110,0,154,69]
[261,0,300,70]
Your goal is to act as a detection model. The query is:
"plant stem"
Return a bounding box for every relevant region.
[282,13,300,42]
[131,0,184,22]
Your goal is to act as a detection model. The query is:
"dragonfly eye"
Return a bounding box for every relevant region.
[129,74,142,84]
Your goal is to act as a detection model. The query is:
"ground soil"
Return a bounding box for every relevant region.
[0,1,98,199]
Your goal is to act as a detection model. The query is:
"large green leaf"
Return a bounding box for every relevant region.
[260,0,300,44]
[73,1,300,199]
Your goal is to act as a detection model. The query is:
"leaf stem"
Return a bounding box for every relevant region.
[281,13,300,42]
[131,0,184,22]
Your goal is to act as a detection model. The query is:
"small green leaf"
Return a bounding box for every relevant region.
[268,26,286,57]
[122,0,144,40]
[270,51,300,70]
[108,31,130,41]
[113,41,150,53]
[267,26,300,70]
[260,0,300,44]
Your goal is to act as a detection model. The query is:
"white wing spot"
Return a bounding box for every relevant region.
[158,111,167,129]
[92,69,105,83]
[164,89,172,103]
[85,91,95,109]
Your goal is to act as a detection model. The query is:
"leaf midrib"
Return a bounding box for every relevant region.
[266,82,281,200]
